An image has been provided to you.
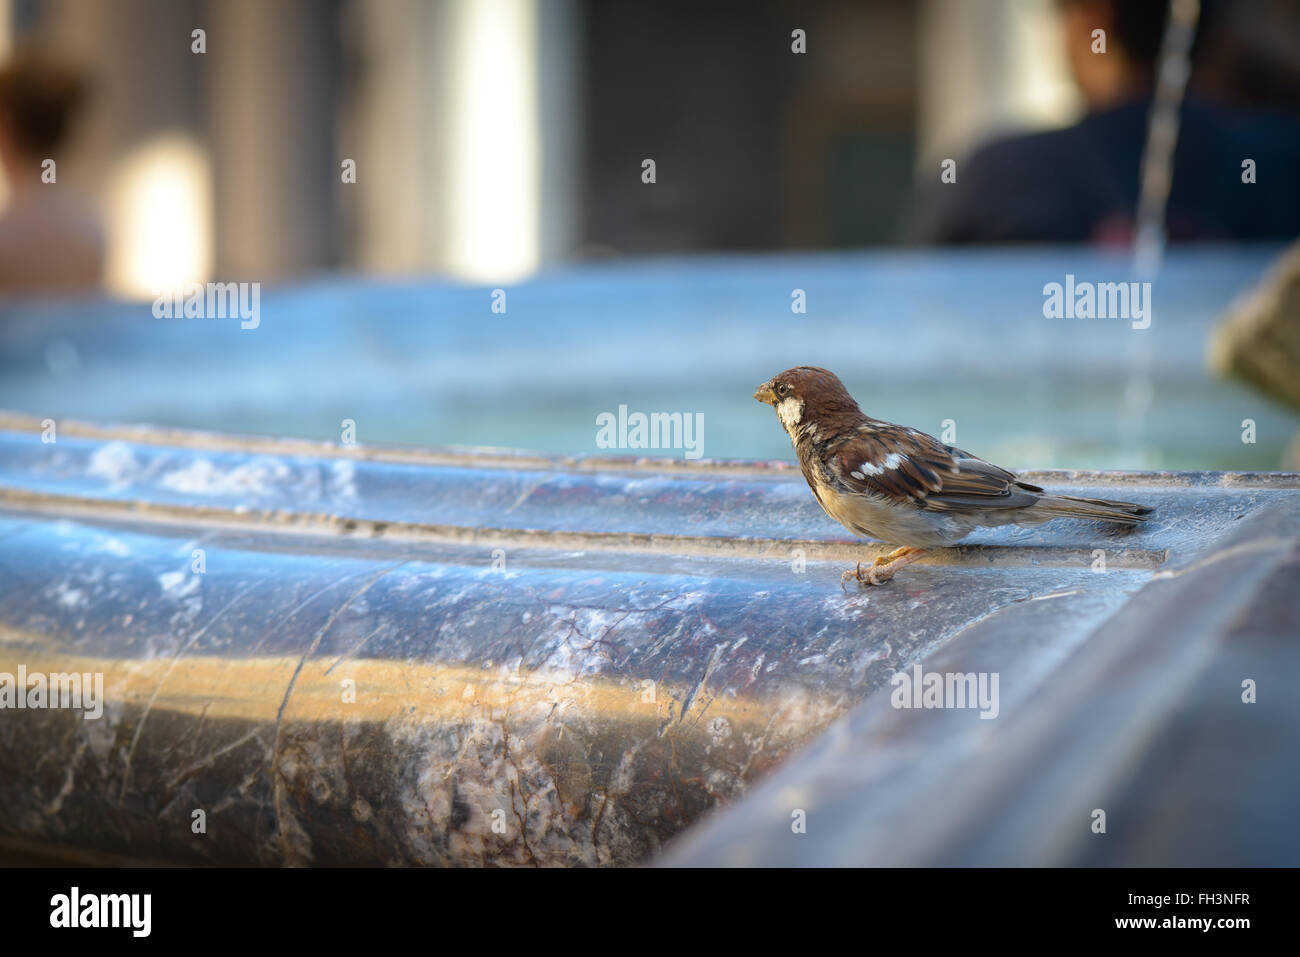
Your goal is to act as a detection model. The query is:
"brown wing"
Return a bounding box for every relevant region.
[828,423,1044,513]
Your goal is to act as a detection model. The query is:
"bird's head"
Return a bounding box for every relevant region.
[753,366,862,438]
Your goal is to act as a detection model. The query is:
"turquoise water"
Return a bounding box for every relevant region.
[1,246,1295,470]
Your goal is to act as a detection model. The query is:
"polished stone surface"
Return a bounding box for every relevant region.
[1,415,1295,865]
[663,492,1300,867]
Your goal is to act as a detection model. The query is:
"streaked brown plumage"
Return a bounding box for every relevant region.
[754,366,1154,586]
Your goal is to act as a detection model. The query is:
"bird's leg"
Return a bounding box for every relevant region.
[849,547,927,586]
[873,545,918,567]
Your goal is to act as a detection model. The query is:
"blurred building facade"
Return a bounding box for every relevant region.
[4,0,1296,293]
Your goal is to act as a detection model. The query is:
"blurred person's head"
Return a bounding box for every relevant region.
[0,50,102,293]
[1058,0,1300,115]
[1058,0,1218,110]
[0,50,88,187]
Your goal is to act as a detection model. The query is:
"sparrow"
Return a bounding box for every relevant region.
[754,366,1154,586]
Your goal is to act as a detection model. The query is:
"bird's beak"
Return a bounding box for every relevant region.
[753,382,776,406]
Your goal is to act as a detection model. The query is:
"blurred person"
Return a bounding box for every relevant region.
[910,0,1300,245]
[0,51,103,294]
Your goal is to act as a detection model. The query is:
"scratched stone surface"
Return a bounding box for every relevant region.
[662,493,1300,867]
[0,416,1296,865]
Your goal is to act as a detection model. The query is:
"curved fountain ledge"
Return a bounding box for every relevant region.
[0,413,1296,866]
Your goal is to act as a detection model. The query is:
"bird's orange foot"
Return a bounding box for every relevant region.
[850,547,928,587]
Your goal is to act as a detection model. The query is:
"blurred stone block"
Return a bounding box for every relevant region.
[1210,240,1300,411]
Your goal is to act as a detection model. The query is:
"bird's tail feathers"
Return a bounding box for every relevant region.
[1030,493,1154,525]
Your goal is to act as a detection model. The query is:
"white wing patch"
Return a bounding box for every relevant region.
[850,452,927,493]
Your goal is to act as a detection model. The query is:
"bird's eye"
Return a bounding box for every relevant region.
[776,382,790,397]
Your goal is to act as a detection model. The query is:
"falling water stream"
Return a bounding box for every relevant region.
[1135,0,1203,275]
[1122,0,1202,465]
